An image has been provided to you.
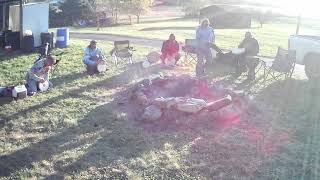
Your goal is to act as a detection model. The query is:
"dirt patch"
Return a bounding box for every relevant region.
[116,75,251,133]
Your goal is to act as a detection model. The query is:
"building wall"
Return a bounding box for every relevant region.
[22,2,49,47]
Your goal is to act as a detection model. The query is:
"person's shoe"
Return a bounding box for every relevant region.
[27,92,36,96]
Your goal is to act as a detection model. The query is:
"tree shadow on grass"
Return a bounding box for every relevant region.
[0,64,194,178]
[0,51,31,62]
[0,88,168,178]
[0,63,163,129]
[252,79,320,179]
[181,78,320,179]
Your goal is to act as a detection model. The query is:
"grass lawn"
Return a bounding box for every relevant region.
[1,39,320,179]
[70,16,320,57]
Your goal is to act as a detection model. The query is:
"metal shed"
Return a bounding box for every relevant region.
[0,0,49,49]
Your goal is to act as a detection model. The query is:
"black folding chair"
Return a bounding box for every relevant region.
[112,40,134,66]
[262,47,296,82]
[182,39,198,65]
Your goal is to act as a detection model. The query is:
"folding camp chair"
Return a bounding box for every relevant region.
[261,47,296,82]
[112,40,134,66]
[182,39,198,65]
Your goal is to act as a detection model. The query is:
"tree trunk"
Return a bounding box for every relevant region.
[136,15,140,23]
[129,15,132,25]
[97,16,100,31]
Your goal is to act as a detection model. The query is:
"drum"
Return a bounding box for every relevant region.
[97,61,107,72]
[38,81,50,92]
[147,51,160,63]
[231,48,245,55]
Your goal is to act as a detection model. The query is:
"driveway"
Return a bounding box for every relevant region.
[70,32,163,48]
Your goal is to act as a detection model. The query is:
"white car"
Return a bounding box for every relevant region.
[289,35,320,79]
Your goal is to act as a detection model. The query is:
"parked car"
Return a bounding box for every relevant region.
[289,22,320,80]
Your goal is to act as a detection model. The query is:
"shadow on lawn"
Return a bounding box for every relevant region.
[182,78,320,179]
[0,51,32,62]
[0,89,169,178]
[0,62,163,128]
[0,62,193,178]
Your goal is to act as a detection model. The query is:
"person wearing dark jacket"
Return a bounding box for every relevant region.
[235,32,260,80]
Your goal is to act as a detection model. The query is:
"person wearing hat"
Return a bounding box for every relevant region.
[234,32,260,80]
[25,55,56,96]
[83,40,104,75]
[160,34,180,66]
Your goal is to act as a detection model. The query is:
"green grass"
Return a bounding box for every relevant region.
[1,39,320,179]
[69,16,320,57]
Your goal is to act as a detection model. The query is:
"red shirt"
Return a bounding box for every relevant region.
[161,40,179,56]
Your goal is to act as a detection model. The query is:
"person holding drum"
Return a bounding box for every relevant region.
[25,55,56,96]
[83,40,107,75]
[160,34,180,66]
[234,32,260,80]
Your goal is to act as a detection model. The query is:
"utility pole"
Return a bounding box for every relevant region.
[296,15,301,35]
[19,0,24,49]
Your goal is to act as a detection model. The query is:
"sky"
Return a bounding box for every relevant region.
[251,0,320,18]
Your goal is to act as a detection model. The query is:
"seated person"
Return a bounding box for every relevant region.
[83,40,105,75]
[160,34,180,66]
[25,55,56,96]
[234,32,260,80]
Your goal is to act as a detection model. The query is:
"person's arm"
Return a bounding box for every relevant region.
[29,70,42,81]
[161,41,166,53]
[238,39,245,48]
[254,39,260,55]
[97,48,104,59]
[44,70,50,81]
[174,41,179,52]
[196,27,201,40]
[209,28,215,43]
[83,48,91,63]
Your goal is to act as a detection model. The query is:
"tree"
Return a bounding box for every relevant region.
[181,0,205,18]
[126,0,150,23]
[255,10,273,28]
[59,0,93,26]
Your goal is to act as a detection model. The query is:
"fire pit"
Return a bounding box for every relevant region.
[125,75,247,132]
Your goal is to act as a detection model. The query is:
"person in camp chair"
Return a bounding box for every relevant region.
[160,34,181,66]
[83,40,105,75]
[26,55,56,96]
[234,32,260,80]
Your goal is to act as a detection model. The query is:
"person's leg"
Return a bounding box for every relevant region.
[204,48,213,65]
[48,81,53,90]
[196,49,205,76]
[174,53,181,64]
[84,60,97,75]
[26,78,38,95]
[246,57,259,80]
[160,53,167,64]
[234,54,247,77]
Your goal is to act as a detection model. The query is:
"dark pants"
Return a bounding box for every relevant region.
[235,54,259,79]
